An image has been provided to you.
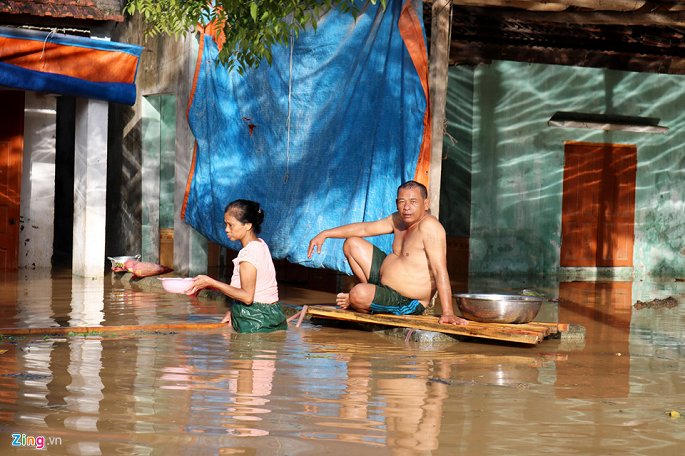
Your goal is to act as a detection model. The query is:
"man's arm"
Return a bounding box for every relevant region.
[420,218,468,325]
[307,215,394,258]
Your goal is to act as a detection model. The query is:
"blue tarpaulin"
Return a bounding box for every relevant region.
[183,0,429,274]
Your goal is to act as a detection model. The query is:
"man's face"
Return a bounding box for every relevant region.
[396,187,429,225]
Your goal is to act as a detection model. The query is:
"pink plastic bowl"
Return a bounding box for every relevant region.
[158,277,194,294]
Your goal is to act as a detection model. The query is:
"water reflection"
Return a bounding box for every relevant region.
[15,269,57,328]
[68,277,105,327]
[293,331,568,453]
[0,273,683,454]
[64,338,104,455]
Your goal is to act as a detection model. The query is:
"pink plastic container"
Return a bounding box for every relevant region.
[158,277,194,294]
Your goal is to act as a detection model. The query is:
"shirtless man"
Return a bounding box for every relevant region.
[307,180,468,325]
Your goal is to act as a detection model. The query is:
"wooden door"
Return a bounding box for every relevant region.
[0,91,24,269]
[560,142,636,267]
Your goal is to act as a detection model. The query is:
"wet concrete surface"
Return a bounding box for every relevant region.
[0,269,684,454]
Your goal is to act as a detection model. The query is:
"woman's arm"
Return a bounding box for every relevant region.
[185,261,257,305]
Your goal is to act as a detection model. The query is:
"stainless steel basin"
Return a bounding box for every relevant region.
[454,293,543,324]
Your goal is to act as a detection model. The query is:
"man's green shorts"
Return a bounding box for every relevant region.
[367,245,425,316]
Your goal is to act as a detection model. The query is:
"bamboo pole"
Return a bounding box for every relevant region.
[428,0,452,217]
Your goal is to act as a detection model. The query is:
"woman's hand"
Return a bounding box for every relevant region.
[185,274,215,296]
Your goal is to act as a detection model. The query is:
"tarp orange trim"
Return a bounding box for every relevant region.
[181,25,207,221]
[399,0,432,187]
[0,27,142,105]
[0,36,139,84]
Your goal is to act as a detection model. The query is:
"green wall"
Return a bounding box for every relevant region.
[446,61,685,278]
[141,94,176,262]
[440,66,473,237]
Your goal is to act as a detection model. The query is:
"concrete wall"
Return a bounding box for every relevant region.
[448,61,685,278]
[110,17,207,274]
[140,94,176,263]
[19,92,57,269]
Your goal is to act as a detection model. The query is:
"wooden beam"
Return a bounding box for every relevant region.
[428,0,452,217]
[449,41,685,75]
[457,5,685,26]
[452,0,569,11]
[441,0,685,12]
[455,0,648,11]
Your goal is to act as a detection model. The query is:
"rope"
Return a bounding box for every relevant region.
[284,27,294,183]
[39,28,57,70]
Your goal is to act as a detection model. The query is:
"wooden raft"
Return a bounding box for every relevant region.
[299,305,566,345]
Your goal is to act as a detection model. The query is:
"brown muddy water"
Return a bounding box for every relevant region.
[0,269,684,455]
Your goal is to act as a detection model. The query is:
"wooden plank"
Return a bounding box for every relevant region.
[0,321,226,336]
[404,314,563,335]
[306,306,548,344]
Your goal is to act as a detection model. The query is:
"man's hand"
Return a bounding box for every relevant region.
[307,232,327,258]
[439,314,469,326]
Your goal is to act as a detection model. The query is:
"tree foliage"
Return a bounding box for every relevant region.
[125,0,386,73]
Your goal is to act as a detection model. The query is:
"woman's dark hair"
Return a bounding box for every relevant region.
[225,199,265,234]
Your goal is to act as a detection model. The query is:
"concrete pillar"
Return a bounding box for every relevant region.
[19,92,57,268]
[72,98,108,277]
[428,0,452,217]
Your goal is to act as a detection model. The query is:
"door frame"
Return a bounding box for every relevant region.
[0,90,25,269]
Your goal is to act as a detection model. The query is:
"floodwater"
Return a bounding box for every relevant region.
[1,269,684,455]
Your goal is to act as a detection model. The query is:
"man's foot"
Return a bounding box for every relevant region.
[336,293,351,310]
[220,311,231,324]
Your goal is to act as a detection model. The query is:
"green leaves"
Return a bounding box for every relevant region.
[125,0,385,74]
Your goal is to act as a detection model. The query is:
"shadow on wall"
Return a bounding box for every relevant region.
[440,67,473,237]
[105,102,142,263]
